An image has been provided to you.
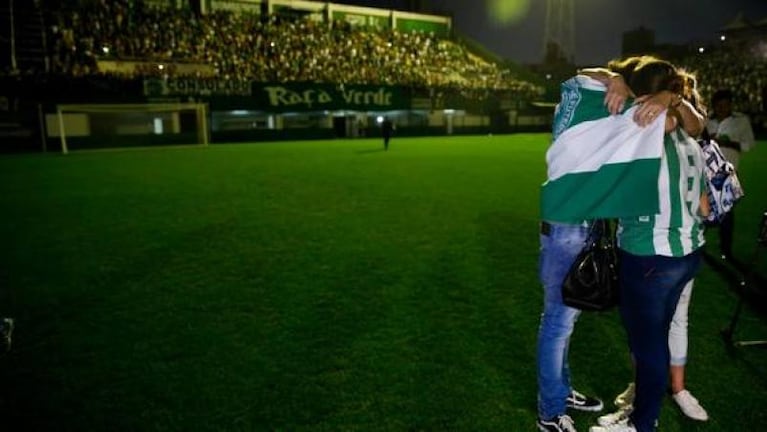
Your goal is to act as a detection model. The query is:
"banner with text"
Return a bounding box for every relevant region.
[253,83,406,112]
[144,80,408,111]
[144,78,252,97]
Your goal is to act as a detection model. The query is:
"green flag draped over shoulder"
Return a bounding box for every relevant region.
[541,75,665,223]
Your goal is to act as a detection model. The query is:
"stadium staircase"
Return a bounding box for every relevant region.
[0,0,48,73]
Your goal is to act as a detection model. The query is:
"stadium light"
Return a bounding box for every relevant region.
[720,35,726,42]
[698,47,705,53]
[158,64,165,70]
[376,116,384,124]
[102,46,110,54]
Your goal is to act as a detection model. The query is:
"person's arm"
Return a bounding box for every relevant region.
[633,91,705,136]
[723,116,755,152]
[714,133,742,151]
[712,116,754,152]
[698,170,710,218]
[739,116,755,151]
[664,115,678,133]
[699,191,710,218]
[577,67,633,115]
[670,93,706,137]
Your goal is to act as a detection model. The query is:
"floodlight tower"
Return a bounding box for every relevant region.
[543,0,576,63]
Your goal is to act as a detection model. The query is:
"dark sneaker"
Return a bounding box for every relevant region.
[567,389,604,412]
[537,414,577,432]
[1,318,14,353]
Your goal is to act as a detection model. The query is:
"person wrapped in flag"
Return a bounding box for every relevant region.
[537,62,649,432]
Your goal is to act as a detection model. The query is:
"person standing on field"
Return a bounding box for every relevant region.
[382,117,395,151]
[705,89,755,261]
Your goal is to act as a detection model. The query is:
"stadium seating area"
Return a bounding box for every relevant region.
[43,0,540,97]
[679,46,767,114]
[4,1,767,118]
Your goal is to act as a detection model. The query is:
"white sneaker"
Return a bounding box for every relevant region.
[537,414,577,432]
[589,422,636,432]
[613,383,635,409]
[597,405,632,427]
[672,390,709,421]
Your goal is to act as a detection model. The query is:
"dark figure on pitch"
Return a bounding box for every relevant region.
[382,118,395,151]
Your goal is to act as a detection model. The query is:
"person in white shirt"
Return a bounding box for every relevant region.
[705,89,755,260]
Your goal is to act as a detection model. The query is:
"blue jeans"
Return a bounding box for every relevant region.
[537,221,590,420]
[619,249,701,432]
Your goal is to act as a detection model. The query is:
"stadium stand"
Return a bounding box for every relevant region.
[679,48,767,115]
[39,0,539,96]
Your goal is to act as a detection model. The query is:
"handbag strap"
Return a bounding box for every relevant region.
[585,219,616,245]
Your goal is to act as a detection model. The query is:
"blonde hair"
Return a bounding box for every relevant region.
[677,68,706,116]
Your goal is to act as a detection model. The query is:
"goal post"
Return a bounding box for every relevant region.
[55,102,209,154]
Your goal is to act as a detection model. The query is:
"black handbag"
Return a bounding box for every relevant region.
[562,219,619,311]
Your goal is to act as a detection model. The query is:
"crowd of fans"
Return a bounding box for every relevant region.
[678,43,767,115]
[43,0,542,98]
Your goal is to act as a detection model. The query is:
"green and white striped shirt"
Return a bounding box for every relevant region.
[618,128,707,257]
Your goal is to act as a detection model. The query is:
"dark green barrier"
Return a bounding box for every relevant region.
[143,79,411,112]
[47,133,200,151]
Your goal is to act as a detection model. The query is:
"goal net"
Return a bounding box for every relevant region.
[54,103,209,154]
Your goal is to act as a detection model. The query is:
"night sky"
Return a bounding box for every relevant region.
[332,0,767,66]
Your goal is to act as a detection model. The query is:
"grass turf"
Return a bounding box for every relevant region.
[0,134,765,431]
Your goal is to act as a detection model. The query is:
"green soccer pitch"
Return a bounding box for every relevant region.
[0,134,765,431]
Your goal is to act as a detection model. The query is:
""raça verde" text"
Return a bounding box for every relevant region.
[264,86,393,108]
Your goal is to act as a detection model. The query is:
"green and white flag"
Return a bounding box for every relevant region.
[541,75,666,223]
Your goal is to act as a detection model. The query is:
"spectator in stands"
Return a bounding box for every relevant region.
[40,2,543,98]
[679,48,766,118]
[705,89,755,261]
